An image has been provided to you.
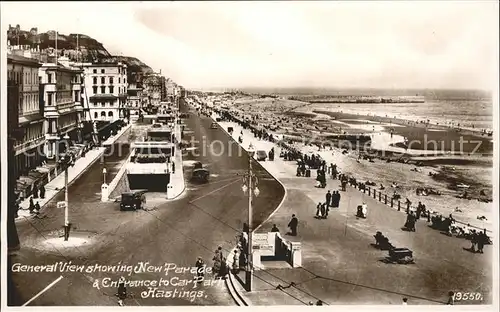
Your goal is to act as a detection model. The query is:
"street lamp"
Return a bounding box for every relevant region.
[58,134,74,241]
[102,167,107,185]
[242,143,259,291]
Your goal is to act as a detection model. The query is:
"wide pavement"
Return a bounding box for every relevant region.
[8,100,284,306]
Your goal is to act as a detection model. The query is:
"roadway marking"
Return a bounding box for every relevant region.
[189,179,241,203]
[22,275,64,306]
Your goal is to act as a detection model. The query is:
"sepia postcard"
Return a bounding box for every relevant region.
[1,1,498,311]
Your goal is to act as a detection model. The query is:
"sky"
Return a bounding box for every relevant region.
[1,1,499,90]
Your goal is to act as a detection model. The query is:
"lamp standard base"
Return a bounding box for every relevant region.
[245,270,252,292]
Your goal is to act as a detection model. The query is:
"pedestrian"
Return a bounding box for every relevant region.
[405,198,411,214]
[316,202,322,218]
[271,224,280,232]
[39,184,46,199]
[195,257,205,283]
[326,190,332,207]
[334,191,341,208]
[29,197,35,214]
[287,214,298,236]
[32,185,39,199]
[117,276,127,306]
[361,202,368,218]
[172,161,175,174]
[320,203,326,219]
[447,291,455,305]
[324,203,329,219]
[232,249,240,274]
[213,247,223,277]
[477,231,486,253]
[470,230,477,252]
[402,297,408,305]
[34,201,41,214]
[316,300,323,306]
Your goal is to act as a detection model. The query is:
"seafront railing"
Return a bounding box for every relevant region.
[352,183,492,234]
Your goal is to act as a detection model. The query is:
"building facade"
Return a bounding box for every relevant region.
[39,58,83,159]
[143,73,162,106]
[7,55,45,178]
[81,62,128,122]
[127,82,143,120]
[166,79,180,104]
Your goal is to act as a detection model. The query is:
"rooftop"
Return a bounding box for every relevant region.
[7,54,41,67]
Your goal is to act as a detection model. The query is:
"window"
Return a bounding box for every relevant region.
[93,69,97,74]
[48,73,52,83]
[47,93,53,106]
[100,111,106,117]
[92,86,98,94]
[74,91,79,102]
[101,102,105,107]
[101,69,105,74]
[109,77,114,84]
[108,111,113,117]
[118,77,121,83]
[100,86,106,93]
[94,112,98,119]
[93,77,97,84]
[124,78,126,84]
[109,86,114,93]
[101,77,105,84]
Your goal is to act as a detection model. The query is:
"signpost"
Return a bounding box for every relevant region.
[57,201,67,209]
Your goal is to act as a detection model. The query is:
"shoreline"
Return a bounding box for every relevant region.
[215,96,493,228]
[308,110,494,155]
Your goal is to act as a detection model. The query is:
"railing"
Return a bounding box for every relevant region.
[348,181,491,233]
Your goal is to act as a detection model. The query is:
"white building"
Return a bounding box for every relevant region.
[80,62,128,122]
[39,56,83,159]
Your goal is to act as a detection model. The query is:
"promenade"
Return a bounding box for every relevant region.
[213,113,493,305]
[16,124,132,219]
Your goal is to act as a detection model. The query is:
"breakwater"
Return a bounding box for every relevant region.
[290,95,425,103]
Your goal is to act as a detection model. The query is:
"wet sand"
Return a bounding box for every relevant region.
[313,110,493,155]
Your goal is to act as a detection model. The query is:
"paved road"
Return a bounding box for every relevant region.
[8,100,284,306]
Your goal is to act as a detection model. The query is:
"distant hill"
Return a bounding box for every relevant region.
[7,25,153,84]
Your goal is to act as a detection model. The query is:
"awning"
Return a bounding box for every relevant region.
[89,94,118,101]
[19,113,44,126]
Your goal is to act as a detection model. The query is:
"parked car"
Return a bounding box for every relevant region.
[256,150,267,161]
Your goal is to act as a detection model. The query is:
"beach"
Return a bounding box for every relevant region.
[217,96,494,229]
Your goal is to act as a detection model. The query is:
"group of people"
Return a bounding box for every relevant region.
[30,184,46,200]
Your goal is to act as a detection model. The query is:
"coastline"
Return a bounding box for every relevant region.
[218,96,493,229]
[309,110,494,155]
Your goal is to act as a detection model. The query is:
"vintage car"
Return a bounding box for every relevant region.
[256,150,267,161]
[120,190,147,211]
[192,168,210,183]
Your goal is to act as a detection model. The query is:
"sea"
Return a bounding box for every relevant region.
[239,87,494,130]
[306,100,493,131]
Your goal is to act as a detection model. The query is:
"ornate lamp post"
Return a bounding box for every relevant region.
[242,143,260,291]
[58,134,74,241]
